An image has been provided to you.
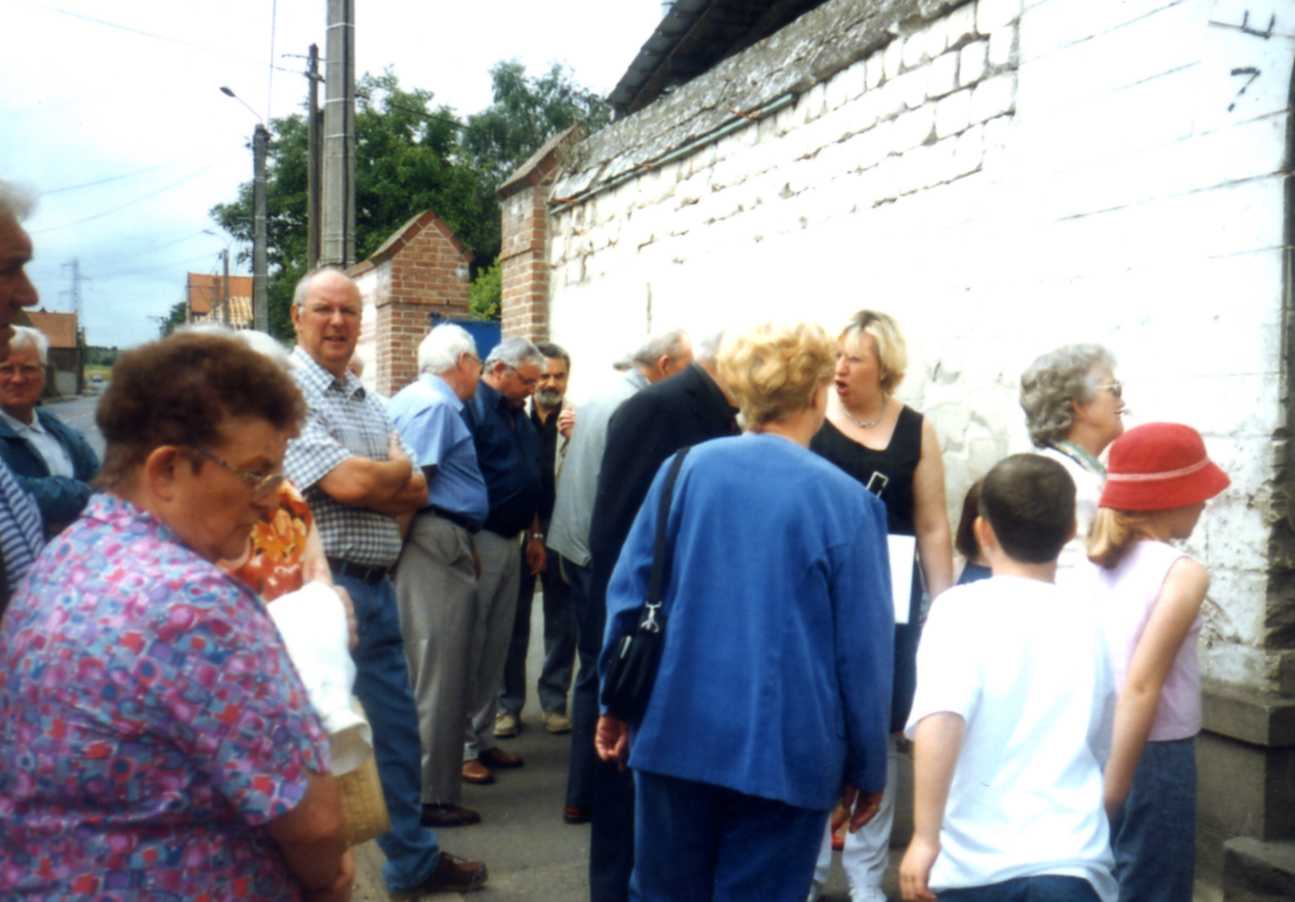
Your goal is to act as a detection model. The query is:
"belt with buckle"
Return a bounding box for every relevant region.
[326,557,390,585]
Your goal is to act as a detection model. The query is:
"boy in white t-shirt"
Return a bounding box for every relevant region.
[898,454,1116,902]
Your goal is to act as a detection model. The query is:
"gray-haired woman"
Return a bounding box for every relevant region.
[1019,343,1127,571]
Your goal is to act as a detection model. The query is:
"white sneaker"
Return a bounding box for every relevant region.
[542,710,572,734]
[494,711,520,738]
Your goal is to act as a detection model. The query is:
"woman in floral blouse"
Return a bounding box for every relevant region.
[0,332,353,900]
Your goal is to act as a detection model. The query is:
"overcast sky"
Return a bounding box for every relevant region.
[4,1,663,348]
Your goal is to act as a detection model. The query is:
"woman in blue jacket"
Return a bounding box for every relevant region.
[0,327,100,537]
[596,321,895,902]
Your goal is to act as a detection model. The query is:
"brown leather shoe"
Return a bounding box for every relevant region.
[460,759,495,784]
[479,746,524,769]
[421,803,482,827]
[412,851,487,894]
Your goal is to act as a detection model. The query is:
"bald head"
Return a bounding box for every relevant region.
[290,268,363,377]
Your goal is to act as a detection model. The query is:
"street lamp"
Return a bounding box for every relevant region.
[220,86,269,333]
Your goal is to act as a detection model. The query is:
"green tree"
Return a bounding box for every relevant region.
[462,61,612,186]
[211,65,610,335]
[469,262,501,320]
[157,300,188,338]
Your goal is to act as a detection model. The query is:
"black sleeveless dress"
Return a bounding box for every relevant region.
[810,405,923,732]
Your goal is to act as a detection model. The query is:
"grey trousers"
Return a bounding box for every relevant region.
[464,528,522,760]
[394,512,477,806]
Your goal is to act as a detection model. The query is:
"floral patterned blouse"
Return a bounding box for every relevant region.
[0,492,330,899]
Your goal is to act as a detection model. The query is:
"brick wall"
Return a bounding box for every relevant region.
[351,211,471,396]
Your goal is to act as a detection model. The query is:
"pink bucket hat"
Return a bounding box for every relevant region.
[1099,423,1230,511]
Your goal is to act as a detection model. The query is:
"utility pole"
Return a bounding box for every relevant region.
[220,248,231,326]
[307,43,323,271]
[60,258,85,320]
[253,123,269,332]
[322,0,356,267]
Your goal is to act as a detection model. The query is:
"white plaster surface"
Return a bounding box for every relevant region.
[539,0,1295,690]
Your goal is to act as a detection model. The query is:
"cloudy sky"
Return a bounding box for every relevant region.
[4,1,663,348]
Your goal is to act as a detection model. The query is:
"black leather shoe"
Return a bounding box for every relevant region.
[421,803,482,827]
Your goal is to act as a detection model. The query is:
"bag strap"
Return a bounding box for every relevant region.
[646,447,690,605]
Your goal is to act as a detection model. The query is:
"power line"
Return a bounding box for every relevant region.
[89,252,223,282]
[43,162,172,195]
[29,167,216,234]
[36,4,299,75]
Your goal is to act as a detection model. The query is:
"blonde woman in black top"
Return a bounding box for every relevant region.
[809,309,952,902]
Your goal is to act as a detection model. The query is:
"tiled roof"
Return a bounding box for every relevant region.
[187,273,253,320]
[27,310,78,350]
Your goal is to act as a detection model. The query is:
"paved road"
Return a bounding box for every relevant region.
[47,391,105,457]
[350,589,911,901]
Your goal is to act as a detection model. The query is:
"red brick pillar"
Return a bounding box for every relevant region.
[497,126,583,343]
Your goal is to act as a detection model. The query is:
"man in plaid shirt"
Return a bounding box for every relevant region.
[284,268,487,895]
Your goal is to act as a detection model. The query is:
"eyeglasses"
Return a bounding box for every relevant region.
[507,366,539,390]
[1097,381,1123,400]
[304,303,360,321]
[190,447,285,498]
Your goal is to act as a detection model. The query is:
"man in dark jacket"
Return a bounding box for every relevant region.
[585,332,738,902]
[0,326,99,537]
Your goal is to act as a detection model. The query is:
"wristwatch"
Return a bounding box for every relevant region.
[529,531,544,541]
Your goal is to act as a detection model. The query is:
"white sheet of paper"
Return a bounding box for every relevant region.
[888,534,916,625]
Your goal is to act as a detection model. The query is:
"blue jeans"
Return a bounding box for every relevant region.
[1111,737,1196,902]
[500,546,576,715]
[632,770,827,902]
[938,876,1100,901]
[562,556,597,811]
[338,573,441,892]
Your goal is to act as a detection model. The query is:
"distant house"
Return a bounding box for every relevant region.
[27,309,81,397]
[186,273,253,328]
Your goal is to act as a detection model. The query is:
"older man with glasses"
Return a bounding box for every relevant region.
[0,326,100,538]
[284,267,487,895]
[459,337,547,786]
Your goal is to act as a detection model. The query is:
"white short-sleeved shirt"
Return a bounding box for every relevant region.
[905,576,1117,901]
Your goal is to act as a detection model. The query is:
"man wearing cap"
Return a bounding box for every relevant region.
[284,267,486,895]
[0,181,54,619]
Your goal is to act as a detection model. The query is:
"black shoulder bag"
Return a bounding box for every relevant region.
[600,446,690,723]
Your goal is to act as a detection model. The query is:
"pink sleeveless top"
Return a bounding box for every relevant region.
[1094,539,1201,741]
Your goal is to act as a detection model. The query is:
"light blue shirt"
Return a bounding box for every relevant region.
[389,373,489,527]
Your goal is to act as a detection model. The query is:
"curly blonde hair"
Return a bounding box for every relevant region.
[717,322,836,427]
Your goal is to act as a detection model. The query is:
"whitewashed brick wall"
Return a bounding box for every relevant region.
[546,0,1295,691]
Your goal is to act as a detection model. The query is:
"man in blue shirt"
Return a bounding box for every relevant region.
[461,337,547,785]
[390,323,490,828]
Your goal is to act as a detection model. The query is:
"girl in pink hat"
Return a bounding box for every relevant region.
[1086,422,1229,902]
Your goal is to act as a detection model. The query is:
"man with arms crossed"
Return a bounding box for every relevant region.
[285,268,486,894]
